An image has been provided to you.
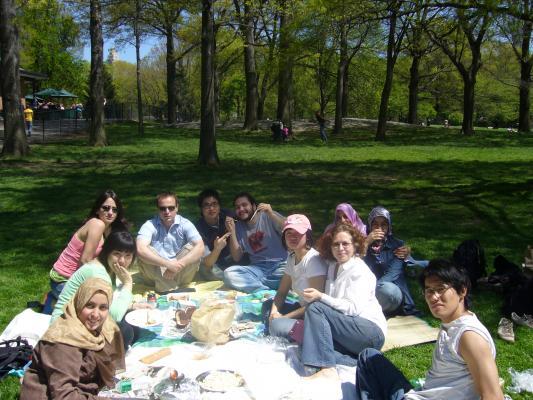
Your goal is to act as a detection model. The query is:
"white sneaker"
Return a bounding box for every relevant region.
[511,312,533,329]
[497,318,515,342]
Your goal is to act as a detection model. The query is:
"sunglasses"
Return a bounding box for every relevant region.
[101,205,118,214]
[159,206,176,212]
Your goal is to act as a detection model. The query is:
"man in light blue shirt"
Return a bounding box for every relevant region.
[137,192,204,292]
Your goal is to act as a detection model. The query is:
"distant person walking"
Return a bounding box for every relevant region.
[24,105,33,137]
[315,111,328,143]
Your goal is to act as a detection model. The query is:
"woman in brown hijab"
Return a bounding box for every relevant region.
[20,278,125,399]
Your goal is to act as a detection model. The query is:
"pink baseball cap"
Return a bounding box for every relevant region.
[283,214,311,234]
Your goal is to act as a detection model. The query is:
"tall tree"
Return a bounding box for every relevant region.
[0,0,28,156]
[234,0,259,130]
[404,2,434,124]
[426,5,491,135]
[142,1,189,125]
[134,0,145,135]
[88,0,106,146]
[256,3,279,120]
[376,0,409,140]
[276,0,293,128]
[497,0,533,133]
[199,0,219,165]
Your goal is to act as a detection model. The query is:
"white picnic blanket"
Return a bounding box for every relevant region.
[101,339,354,400]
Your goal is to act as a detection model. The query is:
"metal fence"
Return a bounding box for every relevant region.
[0,103,168,143]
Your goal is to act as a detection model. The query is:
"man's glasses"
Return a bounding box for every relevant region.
[332,241,353,249]
[423,285,451,298]
[202,202,219,209]
[159,206,176,212]
[101,205,118,214]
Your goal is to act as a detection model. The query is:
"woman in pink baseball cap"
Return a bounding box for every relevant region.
[261,214,328,341]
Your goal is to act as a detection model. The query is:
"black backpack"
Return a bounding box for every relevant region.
[0,337,33,380]
[453,239,487,288]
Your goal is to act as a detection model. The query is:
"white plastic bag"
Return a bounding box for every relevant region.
[0,309,51,347]
[507,367,533,393]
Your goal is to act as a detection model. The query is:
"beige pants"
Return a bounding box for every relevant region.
[138,244,199,292]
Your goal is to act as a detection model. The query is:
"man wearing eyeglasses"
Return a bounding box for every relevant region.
[136,192,204,293]
[194,188,236,281]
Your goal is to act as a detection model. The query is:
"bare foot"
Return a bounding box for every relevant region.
[303,367,339,381]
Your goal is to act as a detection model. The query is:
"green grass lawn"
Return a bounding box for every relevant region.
[1,122,532,398]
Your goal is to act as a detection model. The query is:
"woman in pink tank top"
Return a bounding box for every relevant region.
[43,190,128,314]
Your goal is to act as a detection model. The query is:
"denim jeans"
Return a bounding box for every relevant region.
[42,280,66,315]
[356,348,412,400]
[376,282,403,315]
[302,301,384,369]
[261,298,301,339]
[319,125,328,143]
[223,261,285,293]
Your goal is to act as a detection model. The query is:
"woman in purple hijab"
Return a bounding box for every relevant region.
[324,203,367,237]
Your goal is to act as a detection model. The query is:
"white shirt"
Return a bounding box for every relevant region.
[405,312,496,400]
[321,256,387,336]
[285,248,327,305]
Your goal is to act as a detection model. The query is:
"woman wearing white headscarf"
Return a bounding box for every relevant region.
[20,278,124,399]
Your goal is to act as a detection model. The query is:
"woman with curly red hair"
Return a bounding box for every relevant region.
[301,224,386,382]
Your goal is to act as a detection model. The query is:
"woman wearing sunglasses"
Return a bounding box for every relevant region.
[44,190,128,314]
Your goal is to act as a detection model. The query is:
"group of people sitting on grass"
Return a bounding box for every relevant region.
[21,189,505,399]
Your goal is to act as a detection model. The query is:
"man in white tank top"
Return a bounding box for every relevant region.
[355,259,504,400]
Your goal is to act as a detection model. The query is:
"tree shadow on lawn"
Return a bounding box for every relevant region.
[2,156,531,266]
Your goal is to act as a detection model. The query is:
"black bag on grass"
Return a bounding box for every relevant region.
[453,239,487,288]
[0,337,33,380]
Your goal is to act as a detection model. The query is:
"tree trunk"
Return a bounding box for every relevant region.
[89,0,106,146]
[257,77,267,120]
[461,71,475,135]
[407,54,421,124]
[519,60,532,133]
[376,9,398,141]
[198,0,219,165]
[276,3,292,128]
[518,17,532,133]
[166,26,177,125]
[0,0,28,156]
[334,22,347,134]
[342,66,349,118]
[134,0,144,135]
[242,3,258,130]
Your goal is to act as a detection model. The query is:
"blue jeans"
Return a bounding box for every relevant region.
[319,125,328,142]
[261,298,301,339]
[302,302,384,368]
[376,282,403,315]
[25,121,32,136]
[356,348,412,400]
[42,280,65,315]
[223,261,285,293]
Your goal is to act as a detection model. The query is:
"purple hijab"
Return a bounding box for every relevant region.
[325,203,367,237]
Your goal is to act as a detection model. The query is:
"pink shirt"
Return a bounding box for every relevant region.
[53,233,103,278]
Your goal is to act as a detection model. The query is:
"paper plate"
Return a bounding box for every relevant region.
[125,308,164,328]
